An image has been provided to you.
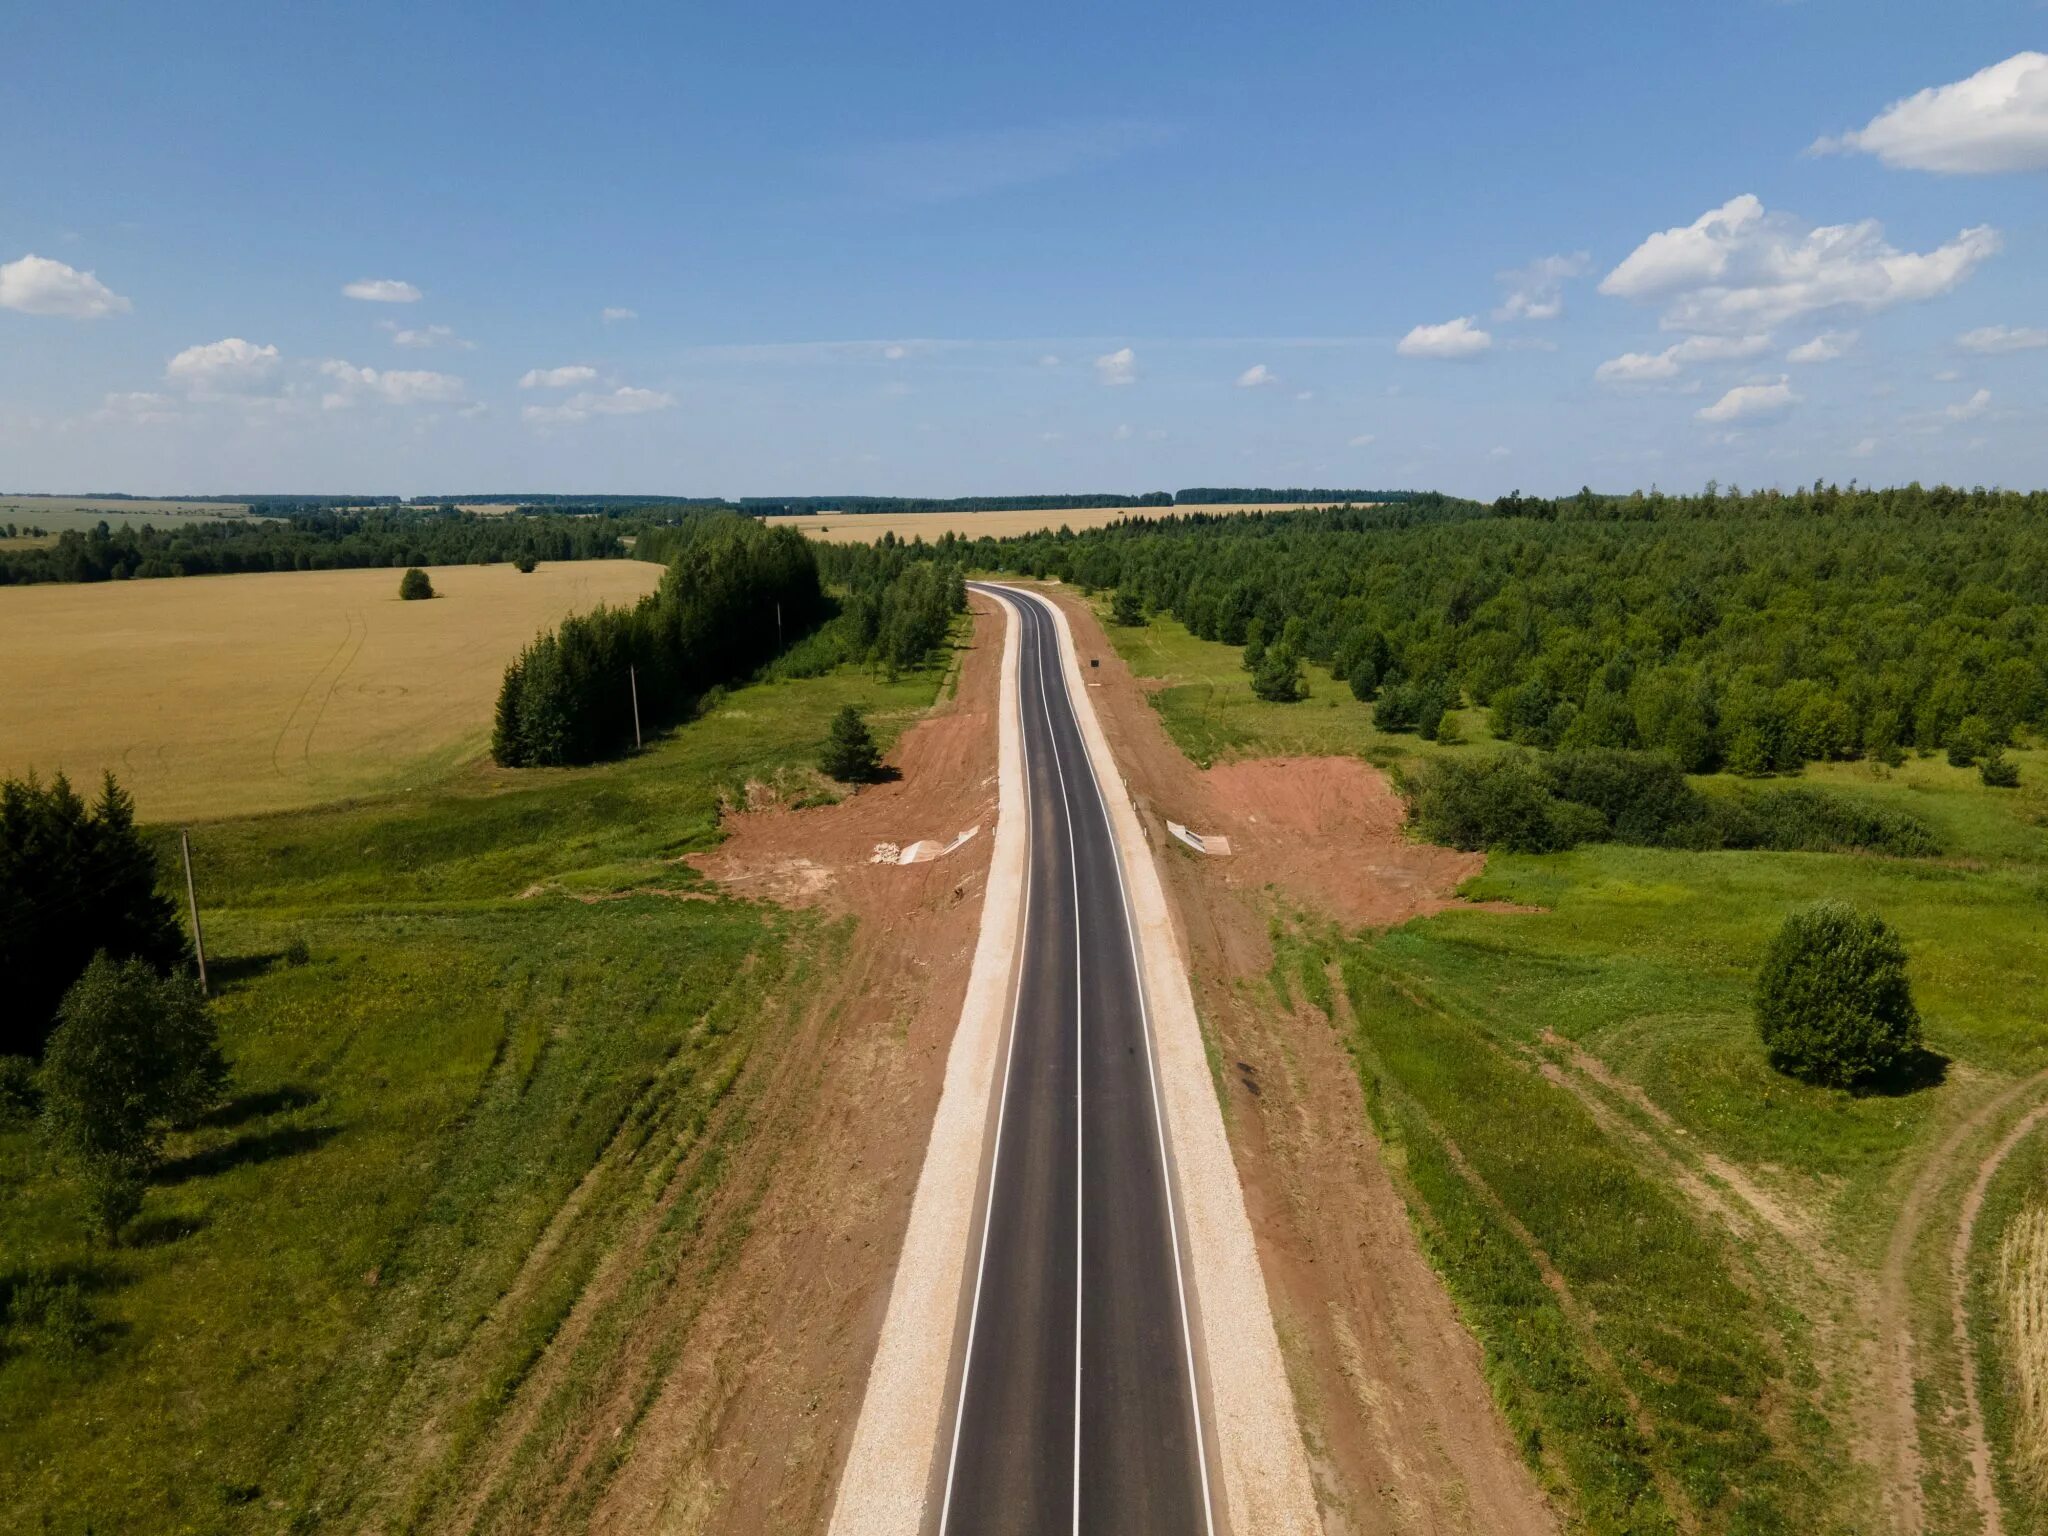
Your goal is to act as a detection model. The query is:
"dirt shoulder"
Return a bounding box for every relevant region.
[574,598,1007,1535]
[1039,585,1558,1536]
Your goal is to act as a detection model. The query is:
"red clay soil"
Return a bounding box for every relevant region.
[581,596,1008,1535]
[1039,584,1559,1536]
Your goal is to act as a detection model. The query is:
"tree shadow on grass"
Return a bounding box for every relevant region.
[125,1209,210,1248]
[209,950,290,990]
[153,1124,339,1186]
[196,1084,318,1131]
[1854,1046,1952,1099]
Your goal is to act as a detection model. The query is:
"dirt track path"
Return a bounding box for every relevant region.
[1880,1067,2048,1535]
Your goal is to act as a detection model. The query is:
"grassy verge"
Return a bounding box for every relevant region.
[1095,594,2048,1532]
[0,654,949,1532]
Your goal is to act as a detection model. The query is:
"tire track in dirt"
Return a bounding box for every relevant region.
[1881,1067,2048,1534]
[270,607,363,778]
[1949,1096,2048,1536]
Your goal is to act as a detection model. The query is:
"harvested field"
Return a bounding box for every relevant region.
[767,503,1329,544]
[0,559,662,820]
[0,495,265,532]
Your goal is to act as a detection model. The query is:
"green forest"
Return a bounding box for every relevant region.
[945,483,2048,775]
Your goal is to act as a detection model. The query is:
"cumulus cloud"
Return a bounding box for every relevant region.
[1787,330,1857,363]
[521,385,675,425]
[1815,52,2048,174]
[0,253,131,318]
[342,277,422,303]
[1494,251,1592,321]
[318,360,466,407]
[601,306,638,323]
[1958,324,2048,354]
[1235,363,1276,388]
[1396,316,1492,359]
[96,391,181,424]
[519,364,599,389]
[1594,333,1772,384]
[1095,346,1136,385]
[165,337,280,390]
[1600,194,1998,333]
[1696,376,1798,423]
[1946,387,1992,422]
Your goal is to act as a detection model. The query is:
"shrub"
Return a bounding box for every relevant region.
[1110,589,1145,626]
[1733,786,1939,857]
[1375,681,1422,733]
[820,705,882,783]
[1409,752,1585,853]
[513,554,538,574]
[1981,750,2021,788]
[0,1055,40,1127]
[398,567,434,600]
[39,953,227,1243]
[1541,750,1699,844]
[1754,901,1922,1089]
[1250,646,1307,702]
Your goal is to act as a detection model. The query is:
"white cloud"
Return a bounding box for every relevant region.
[1494,251,1592,321]
[519,364,599,389]
[1946,387,1992,422]
[388,323,470,351]
[318,360,466,407]
[1095,346,1136,385]
[1235,363,1276,388]
[342,277,422,303]
[0,253,131,318]
[1600,194,1998,332]
[1816,52,2048,174]
[1696,376,1799,423]
[1958,324,2048,354]
[521,385,675,425]
[1935,368,1962,382]
[1038,354,1061,367]
[1112,422,1134,440]
[165,336,280,390]
[883,343,908,360]
[1849,436,1879,459]
[1787,330,1857,363]
[1294,390,1315,401]
[1396,316,1492,360]
[601,306,638,324]
[1488,445,1512,460]
[96,391,181,424]
[1595,333,1772,384]
[1347,432,1377,447]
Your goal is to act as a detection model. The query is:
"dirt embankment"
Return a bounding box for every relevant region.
[1040,587,1557,1535]
[567,598,1007,1535]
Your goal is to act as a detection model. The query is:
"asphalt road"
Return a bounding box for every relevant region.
[940,585,1213,1536]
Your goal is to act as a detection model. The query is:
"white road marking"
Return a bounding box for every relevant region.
[936,590,1038,1535]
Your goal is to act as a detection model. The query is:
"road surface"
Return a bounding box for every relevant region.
[940,584,1214,1535]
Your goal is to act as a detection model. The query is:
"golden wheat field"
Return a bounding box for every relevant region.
[0,560,663,821]
[764,502,1328,544]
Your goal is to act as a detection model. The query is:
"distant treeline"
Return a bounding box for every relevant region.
[491,515,968,768]
[0,509,625,585]
[876,482,2048,775]
[730,487,1425,516]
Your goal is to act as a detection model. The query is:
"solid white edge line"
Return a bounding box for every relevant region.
[1028,588,1219,1536]
[936,589,1036,1535]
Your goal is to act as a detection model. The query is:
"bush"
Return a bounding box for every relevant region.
[1250,646,1307,702]
[1981,750,2021,788]
[820,705,882,783]
[398,567,434,600]
[513,554,538,574]
[0,1055,39,1127]
[1755,901,1923,1089]
[39,953,227,1243]
[1409,752,1587,853]
[1730,786,1939,857]
[1110,589,1145,626]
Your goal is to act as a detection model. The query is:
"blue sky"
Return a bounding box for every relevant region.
[3,0,2044,498]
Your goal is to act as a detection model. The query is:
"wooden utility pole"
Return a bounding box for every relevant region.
[180,829,209,997]
[629,665,643,749]
[776,600,784,650]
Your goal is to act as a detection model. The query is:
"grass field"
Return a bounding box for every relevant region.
[1096,595,2048,1533]
[0,628,954,1533]
[0,496,264,534]
[767,502,1328,544]
[0,560,664,821]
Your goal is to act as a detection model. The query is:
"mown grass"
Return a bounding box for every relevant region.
[0,646,952,1533]
[1098,594,2048,1532]
[1970,1131,2048,1536]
